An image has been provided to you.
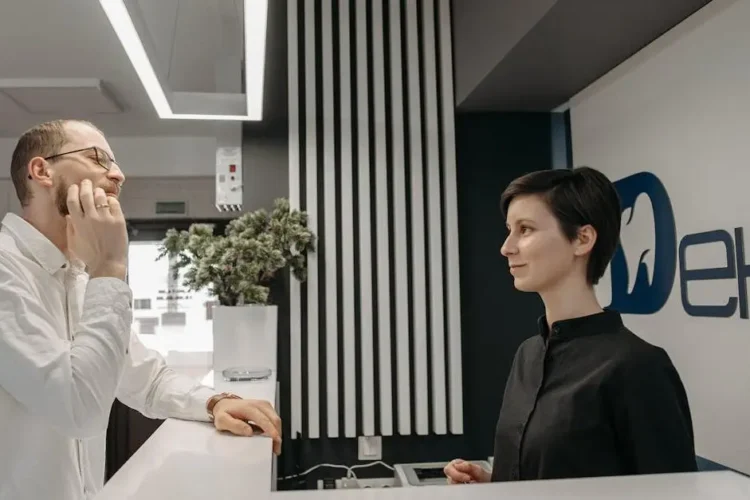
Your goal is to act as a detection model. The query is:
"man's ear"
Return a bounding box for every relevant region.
[574,224,597,257]
[27,157,53,187]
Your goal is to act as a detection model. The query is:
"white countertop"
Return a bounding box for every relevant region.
[288,471,750,499]
[97,371,750,499]
[96,370,277,500]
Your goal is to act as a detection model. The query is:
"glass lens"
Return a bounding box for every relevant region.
[94,147,111,170]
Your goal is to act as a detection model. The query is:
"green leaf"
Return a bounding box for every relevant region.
[157,197,316,306]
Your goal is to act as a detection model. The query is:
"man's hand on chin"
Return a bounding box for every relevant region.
[212,398,282,455]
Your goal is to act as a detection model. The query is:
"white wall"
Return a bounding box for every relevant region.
[0,135,223,219]
[0,136,217,179]
[569,0,750,473]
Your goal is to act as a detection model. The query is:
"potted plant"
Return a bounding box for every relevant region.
[157,198,316,374]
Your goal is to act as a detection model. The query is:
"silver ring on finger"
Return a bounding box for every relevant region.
[95,203,110,209]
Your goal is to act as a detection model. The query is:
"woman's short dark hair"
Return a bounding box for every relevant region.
[500,167,622,285]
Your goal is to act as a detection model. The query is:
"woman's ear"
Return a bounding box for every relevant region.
[574,224,597,257]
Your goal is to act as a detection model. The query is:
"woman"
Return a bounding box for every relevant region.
[445,167,697,484]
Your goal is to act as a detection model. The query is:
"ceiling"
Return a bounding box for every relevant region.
[139,0,243,95]
[0,0,288,138]
[452,0,715,111]
[0,0,714,138]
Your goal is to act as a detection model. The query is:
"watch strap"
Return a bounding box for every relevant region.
[206,392,241,421]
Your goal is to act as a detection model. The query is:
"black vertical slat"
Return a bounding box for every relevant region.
[298,0,309,441]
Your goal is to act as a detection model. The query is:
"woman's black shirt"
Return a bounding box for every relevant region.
[491,310,697,481]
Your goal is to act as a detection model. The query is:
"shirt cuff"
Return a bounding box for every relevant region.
[189,385,219,422]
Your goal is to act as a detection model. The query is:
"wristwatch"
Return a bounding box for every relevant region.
[206,392,241,421]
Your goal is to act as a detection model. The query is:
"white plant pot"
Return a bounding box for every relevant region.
[212,305,278,375]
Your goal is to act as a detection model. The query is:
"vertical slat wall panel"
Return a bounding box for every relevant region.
[321,0,340,439]
[288,0,463,439]
[371,0,395,438]
[387,0,412,436]
[421,0,448,435]
[354,0,376,438]
[303,0,320,439]
[437,0,465,434]
[288,0,302,439]
[404,0,429,436]
[338,0,357,439]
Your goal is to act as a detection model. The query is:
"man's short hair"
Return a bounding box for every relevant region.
[10,119,100,207]
[500,166,622,285]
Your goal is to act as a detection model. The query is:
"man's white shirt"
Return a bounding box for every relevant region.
[0,213,216,500]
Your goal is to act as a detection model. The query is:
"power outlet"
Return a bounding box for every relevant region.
[357,435,382,460]
[316,477,396,490]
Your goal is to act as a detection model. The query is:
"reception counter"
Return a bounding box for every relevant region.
[97,371,750,499]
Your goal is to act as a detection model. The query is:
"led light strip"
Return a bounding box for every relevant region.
[244,0,268,120]
[99,0,267,121]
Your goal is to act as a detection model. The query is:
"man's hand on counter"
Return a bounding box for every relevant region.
[211,398,282,455]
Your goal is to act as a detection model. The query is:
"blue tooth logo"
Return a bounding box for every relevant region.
[609,172,677,314]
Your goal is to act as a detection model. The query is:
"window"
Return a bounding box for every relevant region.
[128,241,215,368]
[133,298,152,310]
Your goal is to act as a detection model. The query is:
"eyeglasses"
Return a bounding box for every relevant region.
[44,146,119,171]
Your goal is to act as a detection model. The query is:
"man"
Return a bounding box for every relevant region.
[0,120,282,500]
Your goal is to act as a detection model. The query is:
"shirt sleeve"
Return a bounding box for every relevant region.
[0,265,132,438]
[115,332,216,422]
[612,347,698,474]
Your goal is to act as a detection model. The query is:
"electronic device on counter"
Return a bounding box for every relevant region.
[221,366,272,382]
[395,461,491,487]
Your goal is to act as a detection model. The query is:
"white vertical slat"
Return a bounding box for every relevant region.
[421,0,448,435]
[321,0,339,439]
[405,0,429,435]
[438,0,464,434]
[371,0,394,437]
[388,0,413,436]
[355,0,375,437]
[339,0,356,439]
[304,0,320,439]
[287,0,302,439]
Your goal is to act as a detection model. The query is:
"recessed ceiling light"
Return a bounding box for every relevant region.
[99,0,267,121]
[244,0,269,120]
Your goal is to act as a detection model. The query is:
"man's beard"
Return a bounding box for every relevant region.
[55,179,71,217]
[55,180,120,216]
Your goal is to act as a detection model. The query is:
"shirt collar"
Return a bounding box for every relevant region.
[537,309,623,342]
[1,213,69,274]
